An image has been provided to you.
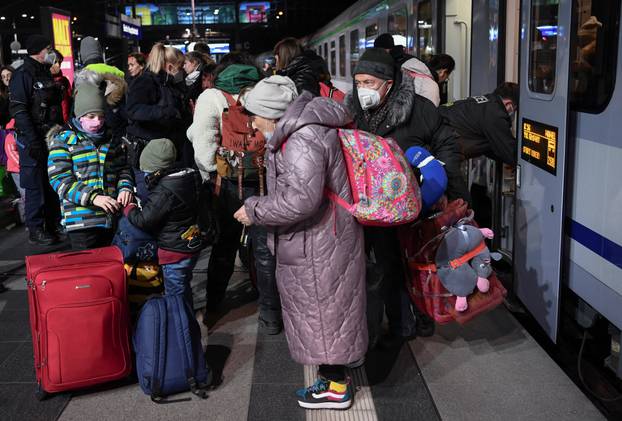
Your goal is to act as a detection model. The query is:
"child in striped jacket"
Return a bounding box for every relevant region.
[47,82,134,250]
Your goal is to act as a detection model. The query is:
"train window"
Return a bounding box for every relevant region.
[339,35,346,77]
[417,0,434,61]
[570,0,620,112]
[350,29,360,75]
[365,23,379,48]
[330,40,336,76]
[528,0,559,94]
[388,6,408,46]
[324,42,328,60]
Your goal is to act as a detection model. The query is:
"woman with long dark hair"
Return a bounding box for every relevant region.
[273,37,325,96]
[125,43,185,200]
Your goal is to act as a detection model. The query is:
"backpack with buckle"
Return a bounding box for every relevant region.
[215,91,266,199]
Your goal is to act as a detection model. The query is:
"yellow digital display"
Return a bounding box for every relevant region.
[521,118,558,175]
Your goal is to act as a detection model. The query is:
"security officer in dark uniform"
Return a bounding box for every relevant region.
[439,82,519,165]
[9,35,64,245]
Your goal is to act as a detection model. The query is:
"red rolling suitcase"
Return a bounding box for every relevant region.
[399,200,507,324]
[25,246,132,398]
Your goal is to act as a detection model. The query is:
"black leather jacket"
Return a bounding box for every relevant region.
[127,168,206,253]
[277,52,321,96]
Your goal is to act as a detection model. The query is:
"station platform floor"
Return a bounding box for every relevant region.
[0,225,606,421]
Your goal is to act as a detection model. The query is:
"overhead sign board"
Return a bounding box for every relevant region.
[50,12,74,84]
[122,22,141,39]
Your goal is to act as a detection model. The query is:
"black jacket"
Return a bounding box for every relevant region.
[126,70,184,142]
[9,56,63,167]
[127,168,205,253]
[345,71,470,202]
[439,93,517,165]
[277,52,321,96]
[390,46,414,67]
[0,94,9,126]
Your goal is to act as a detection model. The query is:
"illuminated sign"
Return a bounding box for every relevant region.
[122,22,141,38]
[51,13,74,84]
[239,2,270,24]
[125,3,235,25]
[521,118,558,175]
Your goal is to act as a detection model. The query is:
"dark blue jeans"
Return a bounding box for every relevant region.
[162,254,199,309]
[20,165,60,232]
[206,178,281,321]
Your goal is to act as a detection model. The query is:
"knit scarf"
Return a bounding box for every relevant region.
[71,118,106,144]
[362,90,393,134]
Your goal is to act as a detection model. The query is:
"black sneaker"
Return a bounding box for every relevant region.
[49,224,67,241]
[29,228,59,246]
[258,316,283,335]
[296,377,353,410]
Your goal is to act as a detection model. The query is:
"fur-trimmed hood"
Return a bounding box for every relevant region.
[344,70,417,129]
[74,69,127,107]
[45,124,65,145]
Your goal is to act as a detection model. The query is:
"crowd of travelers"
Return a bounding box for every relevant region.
[0,32,518,410]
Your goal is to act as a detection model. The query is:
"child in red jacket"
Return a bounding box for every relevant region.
[3,119,25,223]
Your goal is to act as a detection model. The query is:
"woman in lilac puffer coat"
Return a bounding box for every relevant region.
[234,76,366,410]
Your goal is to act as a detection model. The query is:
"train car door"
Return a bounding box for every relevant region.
[515,0,572,343]
[468,0,513,260]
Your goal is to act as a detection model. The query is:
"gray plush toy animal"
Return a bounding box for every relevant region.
[435,223,494,311]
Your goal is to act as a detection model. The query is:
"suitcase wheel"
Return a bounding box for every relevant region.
[35,384,48,401]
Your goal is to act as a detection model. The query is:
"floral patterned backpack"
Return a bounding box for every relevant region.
[325,129,421,226]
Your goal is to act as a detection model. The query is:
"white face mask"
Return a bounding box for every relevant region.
[357,81,387,111]
[44,51,57,66]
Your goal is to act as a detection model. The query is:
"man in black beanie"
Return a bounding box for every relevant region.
[344,48,469,348]
[9,34,64,245]
[374,33,413,66]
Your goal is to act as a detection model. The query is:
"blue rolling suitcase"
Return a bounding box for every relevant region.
[133,294,211,402]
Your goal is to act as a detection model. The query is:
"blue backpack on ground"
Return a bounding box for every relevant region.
[112,215,158,263]
[133,294,212,403]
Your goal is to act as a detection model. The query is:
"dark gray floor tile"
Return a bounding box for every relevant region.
[0,341,22,367]
[0,383,70,421]
[368,345,440,421]
[247,383,305,421]
[0,314,32,341]
[251,339,303,384]
[0,341,35,383]
[0,290,29,312]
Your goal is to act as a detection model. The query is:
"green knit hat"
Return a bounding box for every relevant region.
[215,64,261,94]
[139,138,177,173]
[74,83,106,118]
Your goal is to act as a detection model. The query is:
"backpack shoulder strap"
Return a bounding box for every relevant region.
[220,90,237,108]
[168,295,209,399]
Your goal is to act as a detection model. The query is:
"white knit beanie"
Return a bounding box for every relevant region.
[244,75,298,119]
